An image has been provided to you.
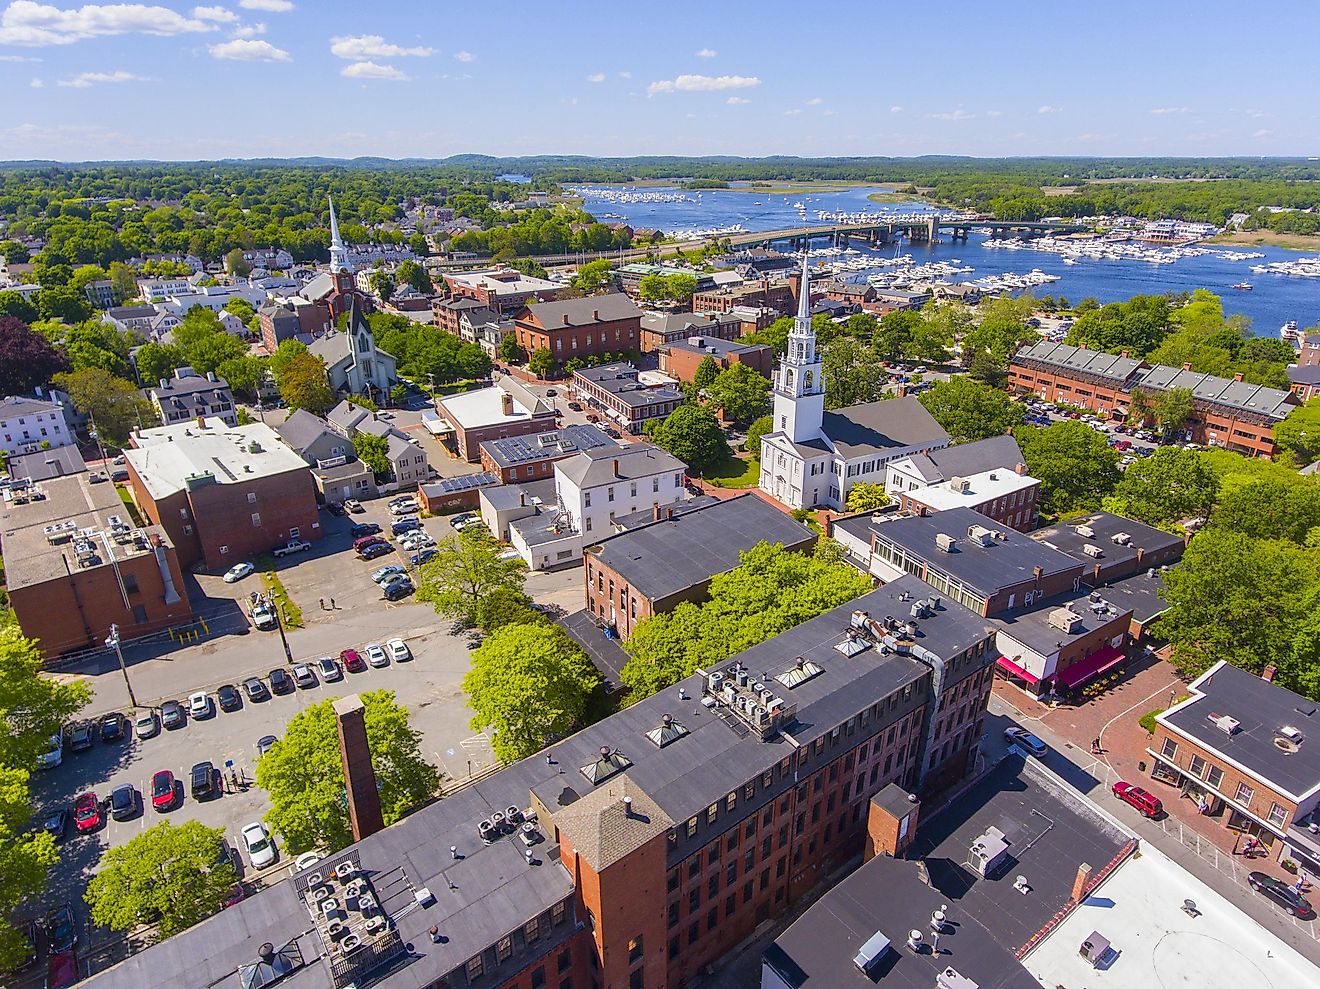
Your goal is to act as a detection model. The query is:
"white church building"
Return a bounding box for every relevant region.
[759,257,950,511]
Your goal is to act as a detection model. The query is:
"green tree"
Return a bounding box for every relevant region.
[845,482,890,513]
[1274,398,1320,466]
[53,367,156,445]
[269,338,308,380]
[368,271,395,302]
[572,259,615,294]
[70,263,109,295]
[692,355,720,390]
[960,296,1034,379]
[215,354,268,401]
[108,261,139,303]
[704,362,770,424]
[650,404,730,474]
[0,290,39,323]
[917,377,1025,443]
[1213,477,1320,544]
[84,821,237,940]
[134,342,187,386]
[256,690,439,854]
[1065,294,1172,357]
[498,335,527,364]
[637,273,668,304]
[37,284,92,322]
[223,297,255,325]
[465,623,600,763]
[395,259,433,294]
[666,273,698,304]
[528,347,556,377]
[1146,387,1195,440]
[0,239,30,264]
[415,528,527,625]
[276,351,335,415]
[355,432,392,478]
[822,339,885,409]
[745,414,773,457]
[1017,420,1121,515]
[224,248,250,277]
[1102,447,1219,530]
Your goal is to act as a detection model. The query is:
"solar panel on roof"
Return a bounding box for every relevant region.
[436,472,498,493]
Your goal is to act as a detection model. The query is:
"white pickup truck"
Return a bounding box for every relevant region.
[271,539,311,558]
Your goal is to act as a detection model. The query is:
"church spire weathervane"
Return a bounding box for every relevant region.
[328,195,351,274]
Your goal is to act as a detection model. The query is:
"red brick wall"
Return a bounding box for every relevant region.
[480,446,563,485]
[660,345,773,383]
[448,412,558,462]
[900,481,1039,532]
[515,315,642,361]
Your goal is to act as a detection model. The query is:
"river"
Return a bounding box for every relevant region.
[570,184,1319,335]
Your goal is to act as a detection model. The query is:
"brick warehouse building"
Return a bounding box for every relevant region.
[657,335,774,384]
[0,471,193,657]
[514,294,643,363]
[85,577,995,989]
[1010,340,1297,458]
[124,418,321,572]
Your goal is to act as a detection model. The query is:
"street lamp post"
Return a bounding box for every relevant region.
[105,625,138,710]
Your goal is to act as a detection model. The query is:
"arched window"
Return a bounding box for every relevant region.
[785,369,795,391]
[804,370,814,391]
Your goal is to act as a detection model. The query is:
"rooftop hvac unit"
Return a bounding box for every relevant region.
[967,524,994,547]
[950,476,971,493]
[1212,714,1241,736]
[1082,544,1103,558]
[1111,532,1132,546]
[1075,524,1096,538]
[852,930,892,975]
[968,826,1009,878]
[1281,725,1305,743]
[1048,608,1084,634]
[707,670,725,692]
[935,533,957,553]
[910,603,928,620]
[937,967,980,989]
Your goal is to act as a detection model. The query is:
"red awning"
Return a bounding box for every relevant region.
[1054,646,1125,690]
[996,655,1040,685]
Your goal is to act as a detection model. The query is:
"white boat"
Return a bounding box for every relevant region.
[1281,320,1302,344]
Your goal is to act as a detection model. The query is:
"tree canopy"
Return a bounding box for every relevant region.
[648,404,729,474]
[822,338,886,409]
[845,482,890,513]
[275,351,335,415]
[1274,398,1320,466]
[415,529,527,625]
[917,377,1025,443]
[0,316,70,396]
[53,366,156,446]
[703,362,770,424]
[1017,420,1121,515]
[1102,447,1218,530]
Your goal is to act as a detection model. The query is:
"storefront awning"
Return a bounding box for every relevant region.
[996,655,1039,685]
[1054,646,1125,690]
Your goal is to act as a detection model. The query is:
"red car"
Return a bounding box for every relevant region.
[73,792,102,833]
[1112,781,1163,818]
[151,770,177,811]
[341,648,366,673]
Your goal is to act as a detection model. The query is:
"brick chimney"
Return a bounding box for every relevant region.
[1032,565,1043,580]
[333,695,385,841]
[562,313,571,325]
[652,503,662,522]
[592,309,600,321]
[1183,362,1193,371]
[1263,664,1278,683]
[612,458,620,477]
[1233,372,1244,382]
[1015,462,1027,475]
[196,416,206,430]
[1120,350,1130,359]
[1070,862,1093,903]
[501,392,513,416]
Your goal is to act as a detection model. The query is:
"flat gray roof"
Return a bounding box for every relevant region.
[1031,510,1184,577]
[661,335,768,358]
[1098,569,1170,626]
[555,444,685,489]
[126,419,309,501]
[991,586,1132,656]
[585,493,814,601]
[572,363,684,407]
[8,444,86,481]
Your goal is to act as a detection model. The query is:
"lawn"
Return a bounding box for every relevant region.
[705,455,761,489]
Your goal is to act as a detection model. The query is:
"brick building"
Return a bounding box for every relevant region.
[433,296,493,337]
[896,464,1041,531]
[80,575,996,989]
[572,364,685,434]
[514,294,643,363]
[1010,341,1298,458]
[1287,364,1320,403]
[583,493,815,639]
[124,418,320,572]
[479,424,616,484]
[692,278,795,316]
[435,376,558,462]
[443,267,562,315]
[639,311,742,353]
[1150,661,1320,869]
[657,335,774,383]
[0,471,192,657]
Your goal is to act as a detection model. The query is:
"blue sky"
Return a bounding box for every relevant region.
[0,0,1315,161]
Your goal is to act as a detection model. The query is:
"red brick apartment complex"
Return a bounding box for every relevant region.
[1010,340,1297,457]
[514,294,643,362]
[124,418,320,572]
[657,335,774,383]
[81,577,995,989]
[0,471,192,657]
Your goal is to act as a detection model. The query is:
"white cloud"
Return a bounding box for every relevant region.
[1149,106,1190,115]
[208,37,289,61]
[330,34,432,59]
[927,108,974,121]
[823,109,837,116]
[57,68,150,87]
[232,21,263,37]
[0,1,217,46]
[1037,104,1061,114]
[784,108,801,116]
[986,109,1002,117]
[726,96,750,105]
[889,105,903,113]
[238,0,292,10]
[453,49,474,62]
[617,70,631,79]
[694,48,717,57]
[1253,128,1274,138]
[805,97,823,106]
[0,52,41,60]
[192,5,235,21]
[29,75,41,86]
[647,73,760,94]
[341,60,407,81]
[585,72,605,83]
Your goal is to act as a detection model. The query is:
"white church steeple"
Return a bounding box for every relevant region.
[772,254,825,443]
[328,196,352,274]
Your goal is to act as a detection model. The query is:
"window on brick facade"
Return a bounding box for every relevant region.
[688,921,699,947]
[251,512,261,527]
[558,949,572,973]
[525,917,540,943]
[497,935,512,961]
[1235,782,1255,806]
[466,956,484,980]
[668,902,679,927]
[532,968,546,989]
[707,875,718,898]
[552,901,566,925]
[1268,803,1289,827]
[1188,755,1206,778]
[628,936,643,963]
[689,888,700,911]
[688,857,700,879]
[1159,736,1178,758]
[1206,765,1223,788]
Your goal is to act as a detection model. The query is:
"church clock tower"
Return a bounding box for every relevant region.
[771,254,825,443]
[326,196,357,319]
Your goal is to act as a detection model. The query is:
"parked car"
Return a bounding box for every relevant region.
[38,733,63,769]
[151,770,177,811]
[292,664,317,689]
[371,564,406,585]
[14,919,37,971]
[567,401,583,411]
[68,721,95,752]
[341,648,366,673]
[357,542,391,560]
[272,540,311,558]
[160,700,185,730]
[257,735,278,755]
[109,783,139,820]
[191,762,217,800]
[324,501,346,517]
[40,807,69,840]
[383,576,414,601]
[386,638,411,663]
[344,499,364,513]
[449,512,478,529]
[350,521,382,539]
[1111,781,1163,818]
[241,822,276,869]
[317,656,343,682]
[293,851,322,873]
[353,534,388,553]
[223,562,255,583]
[410,548,438,566]
[73,792,102,833]
[1248,871,1315,918]
[217,684,241,712]
[134,709,160,739]
[365,643,389,667]
[251,601,278,630]
[188,691,212,719]
[1004,727,1048,758]
[391,516,422,535]
[243,677,269,702]
[110,468,129,482]
[45,904,77,954]
[389,499,419,516]
[98,712,125,743]
[268,668,294,695]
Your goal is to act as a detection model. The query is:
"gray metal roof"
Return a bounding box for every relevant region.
[585,493,815,602]
[555,444,684,489]
[1161,661,1320,801]
[611,494,721,530]
[480,424,616,469]
[275,409,336,455]
[896,435,1024,484]
[661,335,768,358]
[8,444,85,481]
[821,397,949,459]
[524,292,641,327]
[764,758,1128,989]
[1015,340,1145,384]
[1288,365,1320,386]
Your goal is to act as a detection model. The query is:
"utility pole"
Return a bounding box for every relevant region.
[105,625,138,709]
[273,602,295,667]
